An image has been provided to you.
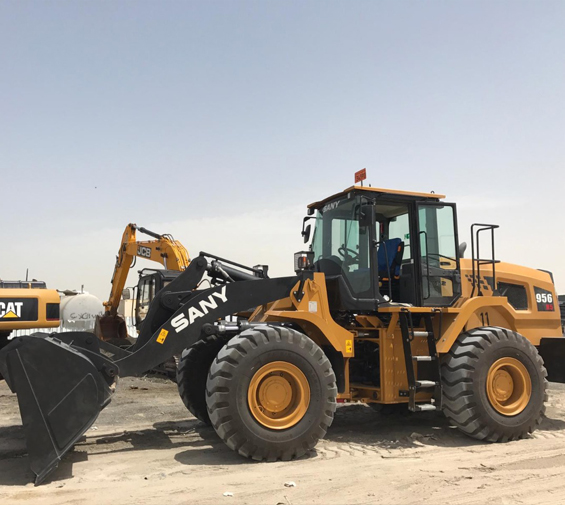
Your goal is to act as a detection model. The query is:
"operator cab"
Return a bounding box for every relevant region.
[306,186,461,312]
[135,269,183,328]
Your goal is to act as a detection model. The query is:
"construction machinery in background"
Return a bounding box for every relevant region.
[0,280,60,346]
[1,184,565,485]
[94,223,190,345]
[0,280,60,379]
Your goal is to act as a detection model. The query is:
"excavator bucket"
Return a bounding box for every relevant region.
[0,334,115,485]
[94,313,131,345]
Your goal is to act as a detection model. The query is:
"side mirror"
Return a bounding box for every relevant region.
[302,224,311,243]
[302,216,313,243]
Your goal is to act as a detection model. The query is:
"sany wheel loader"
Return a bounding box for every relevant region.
[1,185,564,485]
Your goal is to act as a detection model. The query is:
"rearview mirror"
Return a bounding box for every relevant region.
[302,216,313,243]
[302,224,311,243]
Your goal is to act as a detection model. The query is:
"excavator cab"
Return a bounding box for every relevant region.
[308,187,462,312]
[135,269,182,328]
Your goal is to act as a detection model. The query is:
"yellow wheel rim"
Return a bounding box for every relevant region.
[248,361,310,430]
[486,357,532,416]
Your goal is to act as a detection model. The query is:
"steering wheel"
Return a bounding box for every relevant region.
[338,246,359,263]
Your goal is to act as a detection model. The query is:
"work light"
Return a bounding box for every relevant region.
[294,251,314,273]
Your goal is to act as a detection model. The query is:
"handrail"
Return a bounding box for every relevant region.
[470,223,499,297]
[376,240,393,301]
[419,231,431,300]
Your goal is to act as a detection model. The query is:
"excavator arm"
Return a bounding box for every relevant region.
[95,224,190,342]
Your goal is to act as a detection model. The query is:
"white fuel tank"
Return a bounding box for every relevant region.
[59,292,104,332]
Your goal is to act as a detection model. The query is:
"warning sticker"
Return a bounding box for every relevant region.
[345,339,353,354]
[157,329,169,344]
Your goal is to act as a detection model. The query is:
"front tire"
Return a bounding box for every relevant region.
[206,325,337,461]
[441,326,547,442]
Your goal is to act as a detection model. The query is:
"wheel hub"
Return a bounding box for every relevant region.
[258,375,293,413]
[486,357,532,416]
[248,361,310,430]
[491,369,514,401]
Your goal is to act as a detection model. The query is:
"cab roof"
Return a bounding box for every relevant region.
[307,186,445,210]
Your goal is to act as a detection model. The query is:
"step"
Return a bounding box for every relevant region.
[412,331,433,338]
[412,356,434,362]
[413,403,438,412]
[415,380,438,388]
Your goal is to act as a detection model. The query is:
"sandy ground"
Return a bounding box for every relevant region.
[1,377,565,505]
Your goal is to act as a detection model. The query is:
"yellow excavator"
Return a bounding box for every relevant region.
[0,280,60,379]
[94,223,190,345]
[0,280,60,343]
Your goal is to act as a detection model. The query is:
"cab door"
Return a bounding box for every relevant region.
[416,203,461,306]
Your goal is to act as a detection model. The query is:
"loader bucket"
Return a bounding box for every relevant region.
[0,334,114,485]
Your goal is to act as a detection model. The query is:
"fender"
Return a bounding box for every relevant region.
[436,296,514,353]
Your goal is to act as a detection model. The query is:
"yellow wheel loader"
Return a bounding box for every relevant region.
[1,186,564,485]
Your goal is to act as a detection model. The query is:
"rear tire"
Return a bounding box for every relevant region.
[206,325,337,461]
[177,334,231,425]
[441,326,547,442]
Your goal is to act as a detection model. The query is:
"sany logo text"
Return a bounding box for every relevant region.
[170,286,228,333]
[0,301,24,319]
[322,201,339,213]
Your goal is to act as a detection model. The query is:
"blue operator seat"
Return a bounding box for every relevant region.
[378,239,404,280]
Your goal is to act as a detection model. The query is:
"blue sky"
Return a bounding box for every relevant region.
[1,1,564,299]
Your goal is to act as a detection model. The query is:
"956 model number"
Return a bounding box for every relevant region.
[534,287,555,312]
